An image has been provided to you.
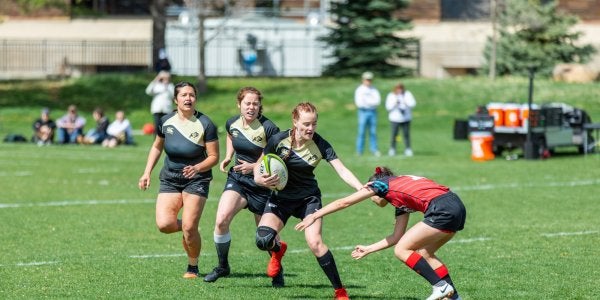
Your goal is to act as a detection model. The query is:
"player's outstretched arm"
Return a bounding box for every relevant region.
[351,213,409,259]
[295,188,375,231]
[329,158,363,191]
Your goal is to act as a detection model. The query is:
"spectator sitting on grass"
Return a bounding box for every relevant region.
[32,107,56,145]
[56,104,86,144]
[79,107,109,145]
[103,110,134,148]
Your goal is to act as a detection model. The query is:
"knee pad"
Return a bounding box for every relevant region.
[255,226,277,251]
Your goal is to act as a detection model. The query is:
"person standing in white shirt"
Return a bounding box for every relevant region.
[354,71,382,156]
[385,83,416,157]
[145,71,174,134]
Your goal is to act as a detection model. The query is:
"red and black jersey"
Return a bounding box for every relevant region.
[368,175,450,214]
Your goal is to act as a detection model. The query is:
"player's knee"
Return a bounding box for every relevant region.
[306,239,323,254]
[156,221,177,234]
[255,226,277,251]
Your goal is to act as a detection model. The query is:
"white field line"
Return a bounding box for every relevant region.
[541,230,598,237]
[2,177,598,209]
[0,261,60,267]
[448,237,492,243]
[452,178,600,191]
[0,199,155,208]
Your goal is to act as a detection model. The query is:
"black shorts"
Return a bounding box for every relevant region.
[159,168,211,197]
[262,194,322,225]
[223,169,273,215]
[422,191,466,232]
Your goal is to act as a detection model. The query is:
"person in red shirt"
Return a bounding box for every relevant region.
[295,166,466,300]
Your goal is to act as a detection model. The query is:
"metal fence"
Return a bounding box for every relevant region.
[0,39,151,79]
[0,38,420,79]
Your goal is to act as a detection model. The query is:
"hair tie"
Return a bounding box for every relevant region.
[375,167,382,174]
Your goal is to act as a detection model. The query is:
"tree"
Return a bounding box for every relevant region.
[321,0,417,77]
[483,0,596,77]
[184,0,231,94]
[150,0,170,74]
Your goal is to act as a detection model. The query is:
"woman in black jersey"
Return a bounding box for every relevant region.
[138,82,219,279]
[203,87,286,287]
[253,102,362,300]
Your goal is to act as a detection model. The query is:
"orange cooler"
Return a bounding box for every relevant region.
[469,131,495,161]
[520,104,538,128]
[504,104,521,127]
[487,103,504,127]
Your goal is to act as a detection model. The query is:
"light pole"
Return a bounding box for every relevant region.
[523,67,536,159]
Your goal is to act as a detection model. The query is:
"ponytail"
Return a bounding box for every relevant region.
[368,166,394,182]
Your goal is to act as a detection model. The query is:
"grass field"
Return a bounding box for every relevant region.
[1,75,599,299]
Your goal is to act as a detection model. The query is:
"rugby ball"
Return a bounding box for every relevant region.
[259,153,288,191]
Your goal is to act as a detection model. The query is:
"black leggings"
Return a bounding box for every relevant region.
[390,121,411,150]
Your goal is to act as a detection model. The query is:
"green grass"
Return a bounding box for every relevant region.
[1,75,599,299]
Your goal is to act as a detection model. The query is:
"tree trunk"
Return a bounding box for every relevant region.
[149,0,168,73]
[197,10,208,94]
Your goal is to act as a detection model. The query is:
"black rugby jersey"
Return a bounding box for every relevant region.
[226,115,280,166]
[264,129,337,201]
[158,111,218,178]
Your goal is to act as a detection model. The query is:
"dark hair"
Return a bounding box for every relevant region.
[368,166,394,182]
[237,86,263,116]
[284,102,318,160]
[93,107,104,117]
[174,81,197,99]
[394,83,405,91]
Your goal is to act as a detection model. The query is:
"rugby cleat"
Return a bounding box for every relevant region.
[426,281,454,300]
[203,266,230,282]
[334,287,350,300]
[266,241,287,277]
[183,265,199,279]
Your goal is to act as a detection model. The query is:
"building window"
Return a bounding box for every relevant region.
[441,0,491,21]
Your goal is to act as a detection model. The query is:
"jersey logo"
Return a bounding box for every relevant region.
[196,185,205,194]
[307,154,318,163]
[279,148,290,158]
[166,127,174,135]
[189,132,199,139]
[231,130,239,138]
[253,135,264,143]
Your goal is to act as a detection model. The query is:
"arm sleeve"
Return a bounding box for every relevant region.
[385,93,397,111]
[405,91,416,108]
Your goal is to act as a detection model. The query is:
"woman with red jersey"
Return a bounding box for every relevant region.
[295,166,466,300]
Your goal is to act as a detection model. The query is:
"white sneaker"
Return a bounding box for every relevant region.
[426,282,454,300]
[404,148,413,157]
[388,149,396,156]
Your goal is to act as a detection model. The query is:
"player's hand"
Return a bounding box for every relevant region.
[295,215,316,231]
[138,175,150,191]
[182,165,199,179]
[255,173,279,189]
[351,245,370,260]
[219,158,231,172]
[233,159,253,175]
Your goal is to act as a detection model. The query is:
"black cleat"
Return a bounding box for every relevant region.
[203,266,230,282]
